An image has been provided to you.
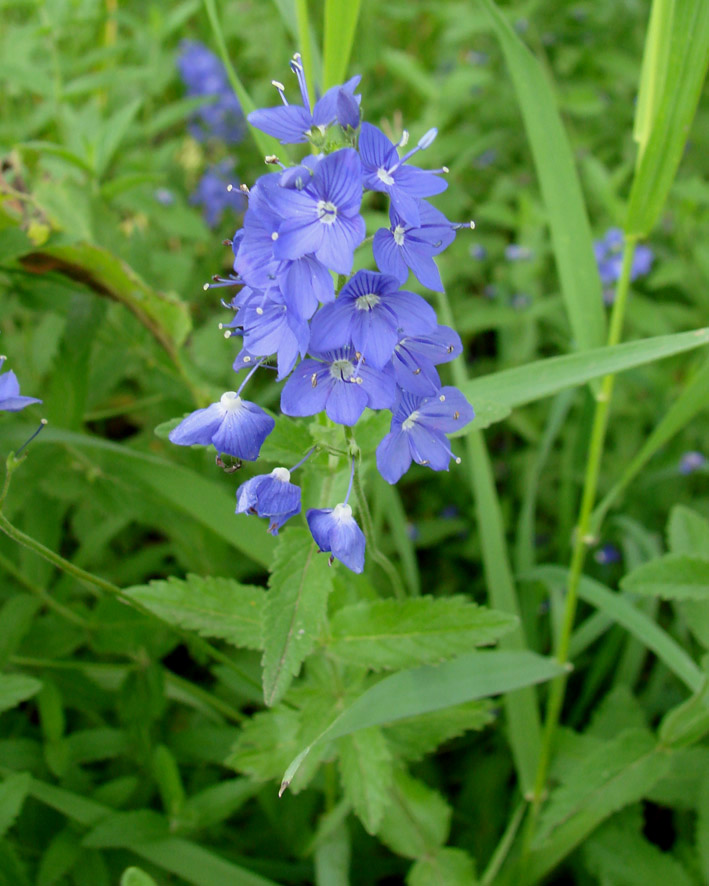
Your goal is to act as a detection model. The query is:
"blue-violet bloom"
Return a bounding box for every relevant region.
[391,325,463,396]
[236,467,301,534]
[307,504,365,573]
[169,391,274,460]
[309,269,437,369]
[679,451,705,475]
[190,162,245,228]
[376,386,475,484]
[0,357,42,412]
[594,228,653,287]
[177,40,244,143]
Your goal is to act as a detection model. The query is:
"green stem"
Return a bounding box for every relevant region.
[521,237,637,862]
[481,801,527,886]
[0,549,91,628]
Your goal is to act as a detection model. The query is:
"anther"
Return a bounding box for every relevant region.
[203,283,209,291]
[222,239,232,246]
[272,80,285,90]
[243,356,251,363]
[223,331,231,339]
[355,377,363,384]
[453,410,460,419]
[265,154,280,165]
[413,368,421,375]
[421,459,430,465]
[439,394,446,402]
[442,166,449,173]
[239,184,249,193]
[311,373,318,388]
[400,130,410,147]
[227,184,234,192]
[271,232,279,241]
[447,345,455,353]
[454,457,462,464]
[256,307,264,315]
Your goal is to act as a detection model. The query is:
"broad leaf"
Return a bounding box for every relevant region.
[0,675,42,715]
[408,848,478,886]
[621,554,709,600]
[121,869,159,886]
[377,770,451,859]
[385,700,493,762]
[668,506,709,556]
[338,727,393,834]
[0,774,31,839]
[327,597,516,669]
[124,575,265,650]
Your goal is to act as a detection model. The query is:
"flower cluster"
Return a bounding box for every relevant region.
[169,54,475,572]
[177,40,245,143]
[189,160,246,228]
[594,227,653,304]
[0,357,42,413]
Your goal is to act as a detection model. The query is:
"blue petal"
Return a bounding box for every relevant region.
[329,515,365,573]
[392,347,441,396]
[306,508,335,551]
[373,228,408,283]
[247,105,312,143]
[358,122,397,172]
[402,245,444,291]
[358,364,397,409]
[281,255,333,318]
[235,476,263,514]
[394,164,448,198]
[280,360,332,417]
[309,302,352,354]
[417,386,475,433]
[325,377,368,426]
[211,400,274,460]
[407,423,452,471]
[169,403,224,447]
[385,289,437,335]
[315,213,365,274]
[313,148,363,214]
[389,188,421,227]
[376,428,413,484]
[274,215,324,261]
[349,308,398,370]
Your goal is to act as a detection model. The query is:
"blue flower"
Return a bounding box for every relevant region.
[248,53,361,144]
[177,40,244,143]
[266,148,365,275]
[505,244,533,261]
[391,325,463,396]
[594,228,653,287]
[376,386,475,484]
[169,391,274,460]
[307,503,365,573]
[190,162,245,228]
[0,357,42,412]
[280,346,395,426]
[240,288,310,380]
[309,269,437,369]
[236,467,301,534]
[358,123,447,226]
[594,543,621,565]
[373,201,456,291]
[678,451,705,475]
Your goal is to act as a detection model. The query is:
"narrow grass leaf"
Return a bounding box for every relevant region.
[124,575,265,650]
[280,651,564,792]
[529,566,703,693]
[327,597,516,670]
[659,680,709,748]
[626,1,709,235]
[459,327,709,424]
[262,530,333,706]
[323,0,362,89]
[621,554,709,601]
[477,0,605,353]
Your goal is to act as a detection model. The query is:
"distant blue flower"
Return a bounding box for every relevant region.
[309,269,437,369]
[307,503,365,573]
[594,228,653,287]
[169,391,274,460]
[248,53,361,144]
[391,325,463,396]
[376,386,475,484]
[190,162,245,228]
[470,244,487,260]
[280,346,395,426]
[474,149,497,169]
[177,40,244,143]
[594,543,621,565]
[266,148,365,275]
[359,123,447,226]
[679,451,706,475]
[505,244,533,261]
[154,188,175,206]
[373,201,456,291]
[236,467,301,534]
[0,357,42,412]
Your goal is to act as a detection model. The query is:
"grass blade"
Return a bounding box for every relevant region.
[323,0,362,89]
[477,0,606,353]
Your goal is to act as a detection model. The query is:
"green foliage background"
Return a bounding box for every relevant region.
[0,0,708,883]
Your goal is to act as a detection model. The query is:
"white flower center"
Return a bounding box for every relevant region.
[333,503,353,522]
[355,293,381,311]
[220,392,243,412]
[393,225,406,247]
[317,200,338,225]
[402,410,420,431]
[329,359,355,381]
[271,467,291,483]
[377,167,394,186]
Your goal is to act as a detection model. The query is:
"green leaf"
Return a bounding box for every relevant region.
[323,0,362,89]
[459,328,709,425]
[338,727,393,834]
[385,701,493,762]
[180,779,259,831]
[314,820,350,886]
[668,506,709,555]
[659,679,709,748]
[408,848,478,886]
[94,98,142,178]
[528,730,669,881]
[280,651,565,792]
[377,770,450,859]
[259,415,315,465]
[477,0,605,353]
[532,566,703,692]
[124,575,265,650]
[262,530,333,706]
[626,2,709,235]
[0,596,40,670]
[83,810,169,848]
[0,674,42,715]
[327,597,517,670]
[120,869,159,886]
[698,770,709,883]
[621,554,709,600]
[0,773,30,839]
[20,242,191,353]
[228,708,301,783]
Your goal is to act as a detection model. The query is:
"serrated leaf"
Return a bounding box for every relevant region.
[385,701,493,762]
[227,709,302,783]
[408,848,477,886]
[259,415,318,464]
[124,575,265,650]
[621,554,709,600]
[668,506,709,555]
[532,729,667,849]
[0,674,42,714]
[262,530,333,706]
[327,597,517,670]
[338,727,393,834]
[377,770,451,859]
[0,774,31,839]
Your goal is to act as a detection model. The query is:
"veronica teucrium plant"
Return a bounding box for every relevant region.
[168,52,475,574]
